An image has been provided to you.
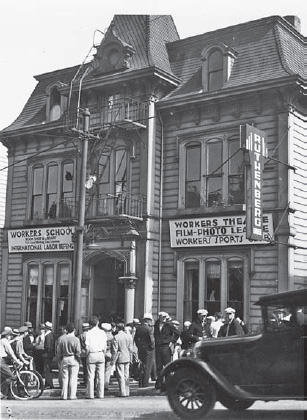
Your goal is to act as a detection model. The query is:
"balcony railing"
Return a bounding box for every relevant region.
[86,193,144,220]
[90,97,147,131]
[64,97,147,132]
[30,193,144,222]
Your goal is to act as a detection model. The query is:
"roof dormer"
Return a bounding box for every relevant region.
[201,42,237,92]
[46,83,67,123]
[92,24,135,75]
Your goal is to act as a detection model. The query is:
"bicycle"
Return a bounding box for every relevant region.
[1,361,44,400]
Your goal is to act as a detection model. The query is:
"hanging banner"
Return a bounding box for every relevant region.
[169,214,273,248]
[241,124,268,240]
[8,226,75,253]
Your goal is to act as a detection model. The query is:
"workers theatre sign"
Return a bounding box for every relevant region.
[169,214,273,248]
[8,226,75,253]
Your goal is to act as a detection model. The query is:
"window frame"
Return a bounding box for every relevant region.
[179,133,244,209]
[24,258,72,330]
[177,253,249,323]
[28,156,76,221]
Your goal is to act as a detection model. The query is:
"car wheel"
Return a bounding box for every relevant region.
[219,397,254,411]
[166,368,216,419]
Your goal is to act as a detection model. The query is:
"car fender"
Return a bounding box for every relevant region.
[162,357,254,401]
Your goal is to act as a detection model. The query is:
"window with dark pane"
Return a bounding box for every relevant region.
[46,163,58,218]
[227,259,244,318]
[43,264,54,323]
[26,264,39,329]
[206,140,222,206]
[186,144,201,208]
[208,50,223,91]
[228,139,244,204]
[205,260,221,315]
[31,166,44,219]
[184,261,199,322]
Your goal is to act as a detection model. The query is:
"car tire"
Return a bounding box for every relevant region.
[166,368,216,419]
[219,397,254,411]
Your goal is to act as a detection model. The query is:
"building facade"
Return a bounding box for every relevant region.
[0,14,306,332]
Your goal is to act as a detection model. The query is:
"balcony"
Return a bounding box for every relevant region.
[90,97,147,131]
[64,97,147,133]
[86,192,144,220]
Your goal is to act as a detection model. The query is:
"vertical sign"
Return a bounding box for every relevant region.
[241,124,268,240]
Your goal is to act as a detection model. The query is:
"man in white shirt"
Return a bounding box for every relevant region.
[85,316,107,399]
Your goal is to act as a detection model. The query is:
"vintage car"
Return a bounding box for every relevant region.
[162,289,306,419]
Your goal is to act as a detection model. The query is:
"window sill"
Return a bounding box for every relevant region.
[176,204,246,217]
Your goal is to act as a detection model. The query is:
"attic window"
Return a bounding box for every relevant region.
[201,43,237,93]
[50,88,61,121]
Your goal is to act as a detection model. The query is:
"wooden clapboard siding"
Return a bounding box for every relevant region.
[5,253,24,326]
[293,114,307,285]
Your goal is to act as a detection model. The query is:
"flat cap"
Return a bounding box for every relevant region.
[224,307,236,314]
[197,309,208,316]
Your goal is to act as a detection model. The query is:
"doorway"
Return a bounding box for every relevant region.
[92,257,125,322]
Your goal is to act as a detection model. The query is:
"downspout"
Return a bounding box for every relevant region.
[157,111,164,314]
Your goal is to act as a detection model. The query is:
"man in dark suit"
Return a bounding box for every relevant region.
[188,309,212,342]
[218,307,245,337]
[134,313,155,387]
[153,312,179,389]
[43,321,55,389]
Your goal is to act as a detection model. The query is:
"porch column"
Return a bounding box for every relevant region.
[119,240,138,324]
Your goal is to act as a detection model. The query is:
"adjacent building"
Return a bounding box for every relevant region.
[0,14,306,332]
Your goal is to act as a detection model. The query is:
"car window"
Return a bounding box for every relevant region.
[265,305,297,333]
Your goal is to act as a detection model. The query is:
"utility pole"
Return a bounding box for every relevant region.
[73,108,90,331]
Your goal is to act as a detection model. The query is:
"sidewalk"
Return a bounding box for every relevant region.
[43,371,158,399]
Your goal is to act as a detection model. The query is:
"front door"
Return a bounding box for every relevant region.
[92,257,125,322]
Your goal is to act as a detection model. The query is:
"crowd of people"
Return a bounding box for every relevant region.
[0,306,248,400]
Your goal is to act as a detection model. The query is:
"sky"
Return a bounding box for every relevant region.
[0,0,306,131]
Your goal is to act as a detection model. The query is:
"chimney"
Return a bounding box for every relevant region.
[283,15,301,33]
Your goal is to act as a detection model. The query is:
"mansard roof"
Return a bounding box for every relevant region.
[1,15,179,134]
[1,14,305,134]
[164,15,305,99]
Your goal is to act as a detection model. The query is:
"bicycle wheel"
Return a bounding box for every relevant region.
[30,369,44,398]
[10,370,42,400]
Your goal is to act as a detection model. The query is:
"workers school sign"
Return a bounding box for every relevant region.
[8,226,75,253]
[169,214,273,248]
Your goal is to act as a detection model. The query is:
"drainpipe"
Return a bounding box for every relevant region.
[157,111,164,314]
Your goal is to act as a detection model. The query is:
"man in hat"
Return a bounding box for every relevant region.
[218,308,245,337]
[43,321,55,389]
[33,323,45,377]
[134,313,155,387]
[154,311,180,389]
[0,328,23,397]
[15,326,33,367]
[78,322,90,386]
[188,309,212,342]
[111,322,132,397]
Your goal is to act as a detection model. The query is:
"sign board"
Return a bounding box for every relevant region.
[169,214,273,248]
[241,124,268,240]
[8,226,75,253]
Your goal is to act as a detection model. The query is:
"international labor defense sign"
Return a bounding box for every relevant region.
[241,124,268,241]
[169,214,273,248]
[8,226,75,253]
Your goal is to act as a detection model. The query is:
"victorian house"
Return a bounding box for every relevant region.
[0,14,306,332]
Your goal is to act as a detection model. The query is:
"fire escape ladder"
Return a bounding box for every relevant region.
[85,131,118,218]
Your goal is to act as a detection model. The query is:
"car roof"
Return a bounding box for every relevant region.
[255,289,307,307]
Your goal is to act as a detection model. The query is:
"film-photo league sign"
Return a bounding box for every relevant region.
[169,214,273,248]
